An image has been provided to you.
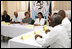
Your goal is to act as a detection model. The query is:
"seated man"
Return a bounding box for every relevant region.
[35,14,70,48]
[58,10,71,39]
[21,12,32,24]
[2,10,10,22]
[11,11,22,24]
[1,10,11,41]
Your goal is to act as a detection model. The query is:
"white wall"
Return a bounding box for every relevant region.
[1,1,71,19]
[1,1,28,19]
[52,10,71,20]
[7,1,17,19]
[1,1,3,15]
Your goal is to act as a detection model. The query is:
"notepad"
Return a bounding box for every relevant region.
[34,29,43,35]
[1,21,10,25]
[1,21,5,24]
[4,23,10,25]
[20,29,44,40]
[43,25,48,30]
[26,25,35,29]
[21,33,34,40]
[6,23,10,25]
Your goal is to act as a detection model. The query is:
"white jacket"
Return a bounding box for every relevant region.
[36,25,70,48]
[34,18,45,25]
[61,17,71,39]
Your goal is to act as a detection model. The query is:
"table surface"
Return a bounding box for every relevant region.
[8,31,43,48]
[8,26,53,48]
[1,22,53,48]
[1,24,35,37]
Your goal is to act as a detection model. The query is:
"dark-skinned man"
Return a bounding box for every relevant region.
[35,14,70,48]
[10,11,22,24]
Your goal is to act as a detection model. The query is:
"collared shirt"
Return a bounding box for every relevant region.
[34,18,45,25]
[61,17,71,39]
[2,14,10,22]
[36,25,70,48]
[12,16,22,22]
[22,17,32,24]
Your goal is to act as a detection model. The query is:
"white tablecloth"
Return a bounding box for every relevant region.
[8,26,53,48]
[8,31,43,48]
[1,24,34,38]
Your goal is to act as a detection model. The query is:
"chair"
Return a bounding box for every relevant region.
[30,20,35,25]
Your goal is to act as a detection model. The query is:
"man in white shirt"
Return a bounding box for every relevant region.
[11,12,22,24]
[35,14,70,48]
[58,10,71,39]
[61,17,71,39]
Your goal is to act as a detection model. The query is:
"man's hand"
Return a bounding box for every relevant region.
[34,24,41,26]
[35,34,42,40]
[10,22,13,24]
[20,22,24,25]
[24,23,28,24]
[15,22,20,24]
[10,22,20,24]
[20,22,28,25]
[45,29,50,34]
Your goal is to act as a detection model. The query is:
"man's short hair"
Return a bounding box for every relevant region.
[4,10,7,12]
[51,14,62,25]
[14,11,18,14]
[58,10,66,18]
[53,13,58,15]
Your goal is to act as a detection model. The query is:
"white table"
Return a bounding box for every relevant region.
[1,24,34,38]
[8,31,44,48]
[8,26,53,48]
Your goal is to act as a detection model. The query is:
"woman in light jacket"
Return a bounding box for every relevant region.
[34,12,45,26]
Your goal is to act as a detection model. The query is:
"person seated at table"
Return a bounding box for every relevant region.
[34,12,45,26]
[10,11,22,24]
[1,10,11,41]
[2,10,10,22]
[58,10,71,39]
[20,12,32,24]
[35,14,70,48]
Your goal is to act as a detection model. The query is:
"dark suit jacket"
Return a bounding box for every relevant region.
[2,14,10,22]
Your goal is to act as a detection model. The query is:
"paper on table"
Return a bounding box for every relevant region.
[1,21,5,24]
[6,23,10,25]
[20,26,48,40]
[43,25,48,30]
[20,29,43,40]
[26,25,35,29]
[20,29,45,40]
[34,29,43,35]
[1,21,10,25]
[21,33,34,40]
